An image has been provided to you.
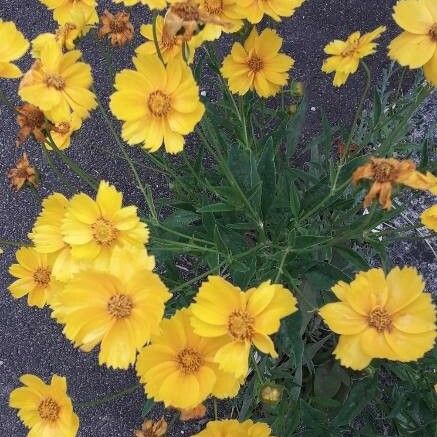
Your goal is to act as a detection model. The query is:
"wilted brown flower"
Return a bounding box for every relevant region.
[99,10,134,47]
[179,403,207,421]
[16,103,47,146]
[8,153,39,190]
[134,417,167,437]
[334,138,358,158]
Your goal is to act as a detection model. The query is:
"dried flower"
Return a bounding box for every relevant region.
[99,10,134,47]
[8,153,39,190]
[134,417,167,437]
[180,403,207,421]
[16,103,47,146]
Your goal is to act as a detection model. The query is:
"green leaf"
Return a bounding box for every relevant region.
[197,202,235,213]
[289,182,301,218]
[257,137,276,216]
[141,398,155,417]
[294,235,331,250]
[333,245,370,270]
[285,96,307,159]
[314,361,348,399]
[214,224,229,255]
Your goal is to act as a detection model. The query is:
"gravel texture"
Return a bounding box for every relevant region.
[0,1,434,436]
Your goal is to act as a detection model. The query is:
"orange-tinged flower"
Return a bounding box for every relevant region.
[135,418,167,437]
[319,267,436,370]
[421,205,437,231]
[180,403,207,421]
[8,153,39,190]
[99,10,134,47]
[16,103,47,146]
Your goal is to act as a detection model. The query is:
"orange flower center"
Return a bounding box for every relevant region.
[33,267,51,288]
[45,74,66,90]
[148,91,172,117]
[429,23,437,42]
[203,0,223,14]
[247,55,264,73]
[227,310,255,341]
[53,121,71,135]
[372,161,395,183]
[38,398,60,422]
[368,307,392,333]
[107,294,133,319]
[176,347,203,374]
[91,218,118,246]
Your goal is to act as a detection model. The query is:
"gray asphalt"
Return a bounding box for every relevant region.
[0,1,413,436]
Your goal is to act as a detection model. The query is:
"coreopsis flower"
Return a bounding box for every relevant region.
[52,246,167,369]
[421,205,437,231]
[99,10,134,47]
[8,153,39,190]
[137,16,201,64]
[110,54,205,153]
[260,383,283,405]
[193,419,275,437]
[19,39,96,122]
[47,113,83,150]
[190,277,297,377]
[113,0,167,9]
[135,418,167,437]
[0,20,29,79]
[401,170,437,194]
[8,247,62,308]
[39,0,98,26]
[136,309,242,409]
[9,374,79,437]
[322,26,386,86]
[221,27,293,98]
[352,157,433,209]
[319,267,436,370]
[180,403,207,421]
[388,0,437,86]
[61,180,149,267]
[237,0,305,24]
[16,103,47,146]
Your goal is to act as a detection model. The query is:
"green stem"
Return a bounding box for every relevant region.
[213,399,219,420]
[76,384,141,409]
[251,353,264,384]
[152,12,165,65]
[42,141,73,193]
[274,248,290,282]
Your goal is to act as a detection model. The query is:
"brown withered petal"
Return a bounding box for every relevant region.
[99,9,134,47]
[134,417,167,437]
[16,103,47,146]
[8,153,39,191]
[179,403,207,421]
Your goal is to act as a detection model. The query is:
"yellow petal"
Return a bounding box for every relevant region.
[384,328,435,361]
[360,328,397,359]
[388,32,436,68]
[423,48,437,86]
[319,302,368,334]
[214,341,250,377]
[333,334,372,370]
[392,0,434,34]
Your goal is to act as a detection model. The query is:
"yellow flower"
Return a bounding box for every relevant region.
[319,267,436,370]
[10,374,79,437]
[110,54,205,154]
[137,16,201,64]
[421,205,437,231]
[39,0,98,26]
[237,0,304,24]
[47,113,83,150]
[388,0,437,86]
[52,246,166,369]
[28,193,83,282]
[322,26,386,86]
[61,180,149,267]
[136,309,242,409]
[193,419,275,436]
[19,39,96,122]
[0,20,29,79]
[221,27,294,98]
[8,247,62,308]
[190,277,297,377]
[114,0,167,9]
[401,170,437,194]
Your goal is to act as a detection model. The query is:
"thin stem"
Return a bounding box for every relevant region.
[274,248,289,282]
[251,353,264,384]
[42,142,73,194]
[213,399,219,420]
[76,384,141,409]
[152,12,165,65]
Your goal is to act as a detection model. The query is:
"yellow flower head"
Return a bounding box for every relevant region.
[136,308,242,409]
[389,0,437,86]
[39,0,98,26]
[110,54,205,154]
[421,205,437,231]
[19,39,96,122]
[8,247,62,308]
[190,276,298,377]
[113,0,167,9]
[52,246,165,369]
[10,374,79,437]
[221,27,294,98]
[61,180,149,267]
[322,26,386,86]
[137,16,202,64]
[0,20,29,79]
[193,419,275,436]
[319,267,436,370]
[237,0,305,24]
[47,113,83,150]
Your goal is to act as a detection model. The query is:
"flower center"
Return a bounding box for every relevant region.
[176,347,203,374]
[429,23,437,42]
[227,310,255,341]
[368,307,392,333]
[45,74,66,90]
[171,3,200,21]
[107,294,133,319]
[33,267,51,288]
[91,218,118,246]
[203,0,223,14]
[247,55,264,73]
[38,398,60,422]
[372,161,395,182]
[148,91,172,117]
